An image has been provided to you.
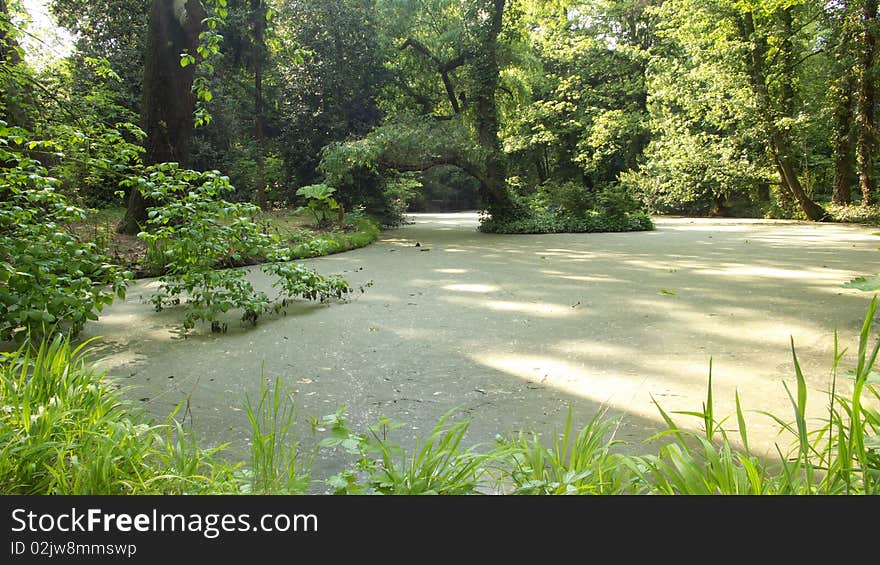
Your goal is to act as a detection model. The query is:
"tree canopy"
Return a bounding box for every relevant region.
[2,0,878,230]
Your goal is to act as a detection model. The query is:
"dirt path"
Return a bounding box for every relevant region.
[81,213,880,481]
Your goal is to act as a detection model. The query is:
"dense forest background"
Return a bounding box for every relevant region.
[3,0,880,227]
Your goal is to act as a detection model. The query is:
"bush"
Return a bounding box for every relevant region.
[131,163,355,332]
[0,122,131,341]
[288,217,381,259]
[295,183,343,224]
[597,182,643,218]
[533,179,596,217]
[480,209,654,234]
[483,180,653,234]
[826,204,880,226]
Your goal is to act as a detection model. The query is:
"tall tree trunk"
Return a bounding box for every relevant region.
[119,0,206,235]
[832,71,856,205]
[473,0,513,216]
[252,0,267,211]
[857,0,878,207]
[738,10,828,221]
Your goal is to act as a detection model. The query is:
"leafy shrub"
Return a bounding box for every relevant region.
[480,209,654,234]
[827,204,880,226]
[131,163,355,332]
[597,182,643,218]
[288,217,380,259]
[318,119,478,226]
[0,122,131,341]
[532,179,596,217]
[295,183,343,224]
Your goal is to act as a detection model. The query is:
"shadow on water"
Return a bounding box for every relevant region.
[37,213,880,490]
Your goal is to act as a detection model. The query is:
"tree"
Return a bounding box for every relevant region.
[640,0,828,221]
[50,0,150,114]
[505,1,657,193]
[251,0,268,210]
[119,0,206,235]
[274,0,385,190]
[471,0,512,213]
[738,5,827,221]
[829,3,858,206]
[0,0,33,128]
[857,0,878,206]
[347,0,516,215]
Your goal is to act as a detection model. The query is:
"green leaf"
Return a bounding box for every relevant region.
[843,276,880,291]
[659,288,676,296]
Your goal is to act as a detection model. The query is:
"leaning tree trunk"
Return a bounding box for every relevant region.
[119,0,206,235]
[739,10,828,221]
[857,0,878,207]
[771,137,829,220]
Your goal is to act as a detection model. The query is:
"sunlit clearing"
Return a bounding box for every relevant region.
[440,296,576,317]
[695,266,849,280]
[442,283,500,293]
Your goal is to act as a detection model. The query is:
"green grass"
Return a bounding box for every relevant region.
[243,375,312,494]
[0,334,321,495]
[0,335,240,494]
[321,409,489,495]
[489,408,637,494]
[286,216,381,260]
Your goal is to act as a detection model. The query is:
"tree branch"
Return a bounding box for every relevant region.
[400,38,468,114]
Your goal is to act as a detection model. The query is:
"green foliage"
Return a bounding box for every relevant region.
[491,408,638,494]
[0,122,131,341]
[626,365,781,494]
[480,210,654,234]
[845,276,880,292]
[295,183,341,224]
[190,0,229,128]
[37,58,147,206]
[481,183,654,236]
[49,0,150,114]
[243,376,312,495]
[533,179,597,217]
[319,120,457,226]
[287,217,381,259]
[132,163,354,332]
[272,0,385,189]
[321,409,488,495]
[0,334,239,494]
[827,204,880,226]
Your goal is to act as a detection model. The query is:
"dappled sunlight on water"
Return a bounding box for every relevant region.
[75,213,880,460]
